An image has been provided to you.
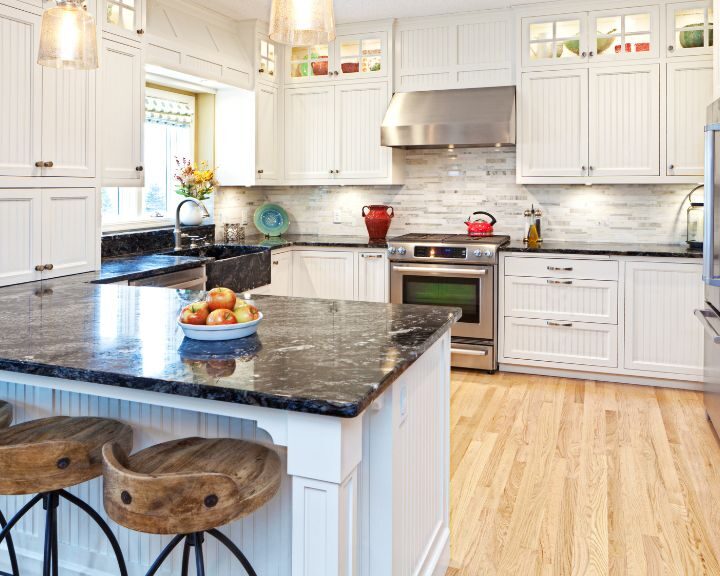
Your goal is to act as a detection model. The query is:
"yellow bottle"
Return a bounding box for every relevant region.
[527,224,540,247]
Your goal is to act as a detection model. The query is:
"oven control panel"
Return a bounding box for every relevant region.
[387,243,498,264]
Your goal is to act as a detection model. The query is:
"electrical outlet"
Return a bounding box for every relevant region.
[333,208,342,224]
[241,209,248,226]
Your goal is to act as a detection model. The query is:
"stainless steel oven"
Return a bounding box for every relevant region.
[387,233,509,371]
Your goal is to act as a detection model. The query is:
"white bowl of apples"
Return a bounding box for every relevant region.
[177,287,263,341]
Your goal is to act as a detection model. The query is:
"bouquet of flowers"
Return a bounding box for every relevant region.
[174,158,219,201]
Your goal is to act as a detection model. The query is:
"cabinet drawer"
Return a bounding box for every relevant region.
[504,256,618,280]
[504,276,618,324]
[504,317,618,367]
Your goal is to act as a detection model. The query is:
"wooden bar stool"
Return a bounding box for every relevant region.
[0,415,133,576]
[102,437,282,576]
[0,401,19,576]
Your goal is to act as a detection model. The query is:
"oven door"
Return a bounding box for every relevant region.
[390,263,494,340]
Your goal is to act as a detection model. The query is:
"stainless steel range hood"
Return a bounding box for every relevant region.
[381,86,516,149]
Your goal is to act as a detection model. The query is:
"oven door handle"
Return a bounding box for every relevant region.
[392,265,488,276]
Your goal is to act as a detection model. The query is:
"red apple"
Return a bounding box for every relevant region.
[179,301,210,325]
[207,287,237,312]
[233,304,260,324]
[207,309,238,326]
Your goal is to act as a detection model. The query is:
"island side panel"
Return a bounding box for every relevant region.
[0,380,293,576]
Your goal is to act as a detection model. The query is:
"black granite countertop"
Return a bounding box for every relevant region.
[0,283,459,418]
[500,241,703,259]
[242,234,388,250]
[92,254,214,284]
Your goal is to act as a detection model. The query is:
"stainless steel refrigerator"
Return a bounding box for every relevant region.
[698,98,720,434]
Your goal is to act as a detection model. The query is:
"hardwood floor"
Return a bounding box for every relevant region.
[446,370,720,576]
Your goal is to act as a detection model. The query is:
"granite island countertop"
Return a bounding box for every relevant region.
[499,240,703,259]
[0,283,459,417]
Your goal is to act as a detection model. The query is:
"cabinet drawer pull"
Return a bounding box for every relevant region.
[362,254,383,259]
[547,279,573,285]
[272,260,279,265]
[547,321,573,328]
[547,266,573,271]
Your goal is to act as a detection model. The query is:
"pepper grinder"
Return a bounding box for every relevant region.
[533,207,543,243]
[523,209,532,243]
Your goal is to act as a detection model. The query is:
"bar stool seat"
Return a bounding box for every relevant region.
[103,437,282,576]
[0,415,133,576]
[0,402,19,576]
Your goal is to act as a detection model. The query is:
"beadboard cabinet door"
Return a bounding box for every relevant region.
[357,252,388,303]
[520,69,588,177]
[292,250,355,300]
[0,190,42,287]
[101,37,144,185]
[0,4,42,178]
[284,86,335,181]
[41,189,97,279]
[41,67,96,178]
[256,82,281,183]
[254,250,293,296]
[588,64,660,177]
[334,82,389,180]
[667,59,714,176]
[624,261,704,376]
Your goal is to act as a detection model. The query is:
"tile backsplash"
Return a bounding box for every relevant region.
[214,148,697,245]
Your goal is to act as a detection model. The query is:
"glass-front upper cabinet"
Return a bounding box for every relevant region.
[667,1,714,56]
[258,37,278,81]
[103,0,145,41]
[334,32,387,79]
[288,44,330,81]
[589,7,659,60]
[522,14,586,67]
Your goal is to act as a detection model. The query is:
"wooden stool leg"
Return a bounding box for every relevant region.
[58,490,129,576]
[180,537,192,576]
[0,509,20,576]
[192,533,205,576]
[207,528,258,576]
[144,535,184,576]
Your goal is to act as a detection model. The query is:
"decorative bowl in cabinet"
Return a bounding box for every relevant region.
[311,61,328,76]
[341,62,359,73]
[680,24,712,48]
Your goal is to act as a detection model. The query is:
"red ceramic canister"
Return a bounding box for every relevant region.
[362,205,394,241]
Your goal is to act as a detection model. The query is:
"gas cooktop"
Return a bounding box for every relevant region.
[387,234,511,264]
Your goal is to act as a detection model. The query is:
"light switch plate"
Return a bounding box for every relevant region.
[241,209,248,226]
[333,208,342,224]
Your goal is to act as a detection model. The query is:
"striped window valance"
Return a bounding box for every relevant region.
[145,96,194,127]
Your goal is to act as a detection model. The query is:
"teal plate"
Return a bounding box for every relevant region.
[254,203,290,237]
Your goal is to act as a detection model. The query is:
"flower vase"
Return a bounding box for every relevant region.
[179,202,206,226]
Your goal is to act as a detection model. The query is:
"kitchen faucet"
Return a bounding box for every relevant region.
[174,198,210,250]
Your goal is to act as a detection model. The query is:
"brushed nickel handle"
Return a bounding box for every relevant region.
[35,161,44,168]
[547,266,573,271]
[136,165,144,172]
[547,321,573,327]
[44,264,54,271]
[362,254,384,259]
[35,265,44,272]
[43,161,54,168]
[548,279,573,285]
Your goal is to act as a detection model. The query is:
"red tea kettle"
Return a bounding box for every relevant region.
[465,212,497,237]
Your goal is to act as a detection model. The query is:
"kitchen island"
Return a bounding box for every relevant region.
[0,281,458,576]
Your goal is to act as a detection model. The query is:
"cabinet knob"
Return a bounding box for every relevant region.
[272,260,279,265]
[669,164,675,170]
[329,170,334,174]
[668,45,675,51]
[137,29,145,35]
[334,169,340,174]
[258,68,265,73]
[35,265,44,272]
[35,161,44,168]
[43,161,53,168]
[588,166,594,171]
[334,71,339,76]
[588,51,595,57]
[581,51,587,57]
[257,169,264,174]
[44,264,54,271]
[136,166,144,172]
[581,166,587,172]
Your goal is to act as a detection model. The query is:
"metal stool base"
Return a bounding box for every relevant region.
[145,530,257,576]
[0,490,128,576]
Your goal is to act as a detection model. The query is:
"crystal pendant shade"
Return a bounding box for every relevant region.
[269,0,336,46]
[38,1,98,70]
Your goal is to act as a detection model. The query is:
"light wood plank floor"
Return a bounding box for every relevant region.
[446,370,720,576]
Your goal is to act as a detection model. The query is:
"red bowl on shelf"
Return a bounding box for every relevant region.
[635,42,650,52]
[341,62,360,73]
[311,61,328,76]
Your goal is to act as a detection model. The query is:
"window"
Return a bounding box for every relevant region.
[102,88,196,227]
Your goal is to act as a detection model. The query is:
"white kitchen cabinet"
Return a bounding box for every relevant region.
[624,261,704,376]
[589,64,660,177]
[254,250,293,296]
[396,12,513,91]
[504,317,619,367]
[588,7,660,62]
[41,189,97,279]
[0,3,42,178]
[520,69,588,177]
[0,190,42,287]
[292,250,355,300]
[41,66,96,178]
[357,252,388,303]
[257,36,280,83]
[255,82,281,183]
[667,1,714,57]
[667,59,714,175]
[521,13,587,68]
[284,86,335,181]
[335,82,390,180]
[101,37,144,186]
[102,0,146,42]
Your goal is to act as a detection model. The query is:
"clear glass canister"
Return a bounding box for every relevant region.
[687,185,704,249]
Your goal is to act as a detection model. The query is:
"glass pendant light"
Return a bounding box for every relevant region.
[38,1,98,70]
[269,0,336,46]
